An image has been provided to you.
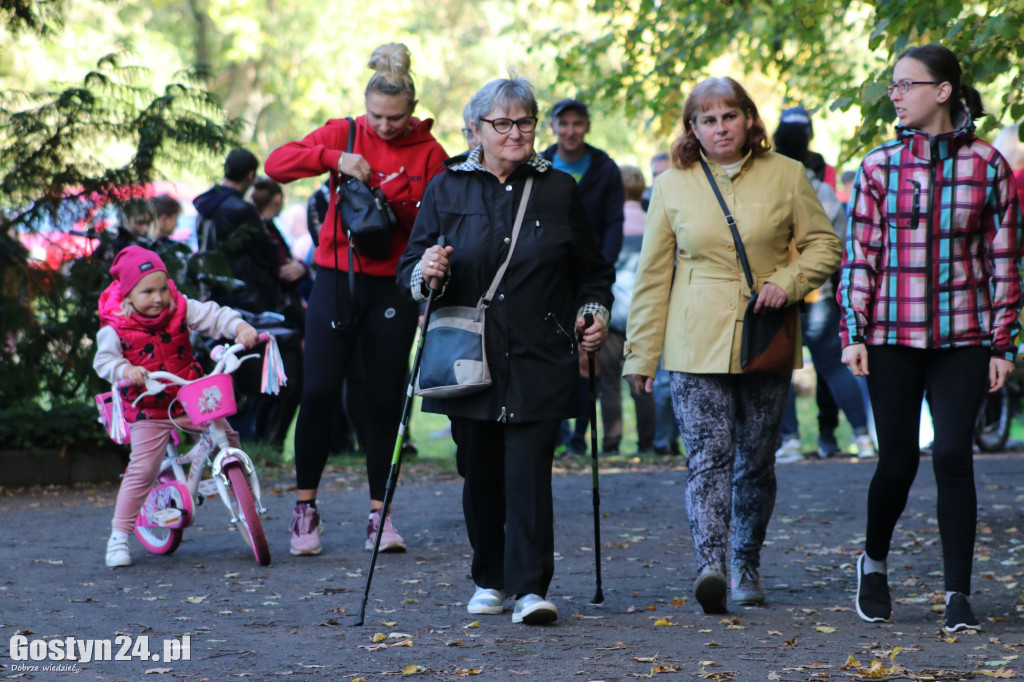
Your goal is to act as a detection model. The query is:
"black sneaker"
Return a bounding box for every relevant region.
[944,592,981,633]
[855,553,891,622]
[694,567,728,614]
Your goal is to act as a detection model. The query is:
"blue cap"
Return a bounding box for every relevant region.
[779,106,813,134]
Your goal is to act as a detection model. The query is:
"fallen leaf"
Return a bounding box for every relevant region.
[989,668,1015,679]
[388,632,413,639]
[635,654,659,662]
[391,640,413,648]
[381,621,397,627]
[403,664,426,676]
[445,640,464,646]
[653,618,673,626]
[185,595,210,604]
[371,633,387,643]
[454,668,483,677]
[813,626,836,633]
[463,621,479,629]
[841,654,861,669]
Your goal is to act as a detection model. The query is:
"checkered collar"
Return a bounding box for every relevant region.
[448,146,551,174]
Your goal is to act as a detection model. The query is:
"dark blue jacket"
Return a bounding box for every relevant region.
[541,143,624,263]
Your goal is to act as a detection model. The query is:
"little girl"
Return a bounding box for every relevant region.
[93,245,258,567]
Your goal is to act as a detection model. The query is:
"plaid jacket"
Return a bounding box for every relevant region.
[838,113,1023,360]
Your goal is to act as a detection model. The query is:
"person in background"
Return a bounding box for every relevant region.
[265,42,447,557]
[840,44,1022,633]
[992,124,1024,194]
[541,97,624,455]
[624,76,841,614]
[147,194,181,245]
[601,164,656,454]
[193,148,282,317]
[772,107,874,462]
[645,152,682,456]
[641,151,670,212]
[399,75,614,625]
[94,199,154,262]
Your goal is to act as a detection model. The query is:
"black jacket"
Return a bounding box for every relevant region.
[540,143,624,264]
[193,184,281,314]
[397,156,615,422]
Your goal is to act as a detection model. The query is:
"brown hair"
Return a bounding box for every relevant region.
[251,176,283,212]
[365,43,417,108]
[620,165,646,201]
[671,77,770,168]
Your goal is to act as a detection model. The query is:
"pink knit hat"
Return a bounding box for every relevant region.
[110,245,168,296]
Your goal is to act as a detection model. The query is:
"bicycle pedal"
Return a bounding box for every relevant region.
[151,508,183,526]
[198,478,220,496]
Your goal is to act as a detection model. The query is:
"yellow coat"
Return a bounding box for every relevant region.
[623,152,842,377]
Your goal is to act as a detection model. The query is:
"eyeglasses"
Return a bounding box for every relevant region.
[480,117,538,134]
[887,80,939,96]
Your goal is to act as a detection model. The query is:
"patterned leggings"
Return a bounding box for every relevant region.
[671,372,789,574]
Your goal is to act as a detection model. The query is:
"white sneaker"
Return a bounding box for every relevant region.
[105,531,132,568]
[855,434,876,459]
[467,586,505,615]
[512,594,558,624]
[774,438,803,463]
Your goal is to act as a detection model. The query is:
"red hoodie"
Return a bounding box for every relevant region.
[265,115,447,277]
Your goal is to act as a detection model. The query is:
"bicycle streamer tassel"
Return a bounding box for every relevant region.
[260,334,287,395]
[110,386,128,443]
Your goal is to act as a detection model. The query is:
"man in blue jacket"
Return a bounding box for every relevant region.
[541,99,624,455]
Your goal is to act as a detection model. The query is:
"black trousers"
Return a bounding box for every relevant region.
[294,269,417,499]
[451,417,560,598]
[864,345,989,594]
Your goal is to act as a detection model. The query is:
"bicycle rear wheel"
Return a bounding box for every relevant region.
[224,462,271,566]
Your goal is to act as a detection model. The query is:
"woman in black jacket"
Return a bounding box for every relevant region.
[398,76,614,625]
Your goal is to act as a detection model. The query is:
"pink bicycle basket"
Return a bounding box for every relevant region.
[95,392,131,445]
[177,374,237,425]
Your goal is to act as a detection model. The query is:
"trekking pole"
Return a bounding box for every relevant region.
[582,312,605,604]
[355,236,445,626]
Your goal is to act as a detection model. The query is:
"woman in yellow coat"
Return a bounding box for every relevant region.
[624,77,841,614]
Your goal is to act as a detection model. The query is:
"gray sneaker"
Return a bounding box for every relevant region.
[511,594,557,624]
[731,563,765,605]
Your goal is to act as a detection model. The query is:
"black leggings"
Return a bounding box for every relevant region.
[864,345,989,594]
[294,269,417,499]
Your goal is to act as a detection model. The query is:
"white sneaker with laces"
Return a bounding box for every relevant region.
[467,586,505,615]
[512,594,558,624]
[774,438,803,463]
[105,531,132,568]
[855,434,877,459]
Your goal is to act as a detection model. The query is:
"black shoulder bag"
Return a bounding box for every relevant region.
[699,159,796,377]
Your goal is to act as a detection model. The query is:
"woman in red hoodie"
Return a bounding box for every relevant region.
[265,42,447,557]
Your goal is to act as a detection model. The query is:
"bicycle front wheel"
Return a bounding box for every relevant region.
[224,462,271,566]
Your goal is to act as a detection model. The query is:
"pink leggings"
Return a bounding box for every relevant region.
[111,416,240,534]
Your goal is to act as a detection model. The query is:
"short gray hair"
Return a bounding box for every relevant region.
[467,76,537,131]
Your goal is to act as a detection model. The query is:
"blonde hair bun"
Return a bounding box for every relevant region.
[365,43,417,103]
[368,43,411,78]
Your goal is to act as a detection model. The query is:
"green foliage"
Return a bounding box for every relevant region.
[0,11,238,450]
[556,0,1024,164]
[0,401,111,450]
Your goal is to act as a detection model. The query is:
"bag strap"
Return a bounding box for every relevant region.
[478,175,534,308]
[699,159,755,294]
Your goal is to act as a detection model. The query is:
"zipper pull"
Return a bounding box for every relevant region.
[496,406,506,423]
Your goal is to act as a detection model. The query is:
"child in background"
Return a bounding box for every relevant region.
[94,245,258,568]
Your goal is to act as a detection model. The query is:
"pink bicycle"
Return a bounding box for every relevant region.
[95,334,285,566]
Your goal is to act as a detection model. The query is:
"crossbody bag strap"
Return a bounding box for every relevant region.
[699,159,756,294]
[479,175,534,308]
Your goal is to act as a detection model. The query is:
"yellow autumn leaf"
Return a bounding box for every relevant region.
[403,664,425,676]
[185,594,209,604]
[371,633,387,643]
[670,597,686,606]
[463,621,479,629]
[381,621,397,627]
[841,654,861,669]
[454,669,483,677]
[653,618,673,626]
[990,668,1015,679]
[635,655,659,662]
[814,626,836,633]
[388,632,412,639]
[352,678,366,682]
[391,640,413,648]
